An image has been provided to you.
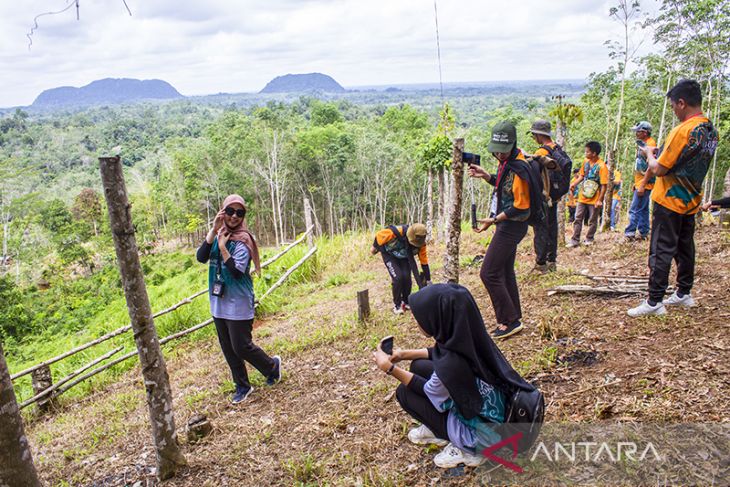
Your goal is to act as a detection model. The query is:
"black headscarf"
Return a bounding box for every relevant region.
[409,283,535,419]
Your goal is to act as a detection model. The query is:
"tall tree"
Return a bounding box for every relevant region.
[0,341,42,487]
[99,156,187,481]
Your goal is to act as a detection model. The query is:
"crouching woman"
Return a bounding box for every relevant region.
[372,283,536,468]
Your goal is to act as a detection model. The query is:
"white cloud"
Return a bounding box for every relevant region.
[0,0,660,107]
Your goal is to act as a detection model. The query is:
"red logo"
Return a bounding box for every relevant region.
[481,432,524,473]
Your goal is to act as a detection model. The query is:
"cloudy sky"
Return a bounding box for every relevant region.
[0,0,657,107]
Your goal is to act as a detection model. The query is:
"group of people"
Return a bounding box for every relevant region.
[195,79,720,469]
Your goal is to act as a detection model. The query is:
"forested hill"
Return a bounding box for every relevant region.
[260,73,346,93]
[31,78,183,109]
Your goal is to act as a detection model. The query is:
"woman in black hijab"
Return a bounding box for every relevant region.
[372,283,536,468]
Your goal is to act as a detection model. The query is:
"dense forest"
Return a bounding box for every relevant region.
[0,0,728,351]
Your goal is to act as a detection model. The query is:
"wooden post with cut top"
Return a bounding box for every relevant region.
[443,138,465,283]
[99,155,186,480]
[304,196,314,248]
[31,364,55,412]
[357,289,370,323]
[0,342,42,487]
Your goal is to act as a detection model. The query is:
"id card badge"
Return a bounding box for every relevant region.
[212,278,225,297]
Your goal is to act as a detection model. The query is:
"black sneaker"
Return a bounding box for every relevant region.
[493,321,524,340]
[266,355,282,386]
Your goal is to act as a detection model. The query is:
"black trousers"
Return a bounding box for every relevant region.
[395,359,449,441]
[382,252,412,307]
[648,203,696,303]
[533,202,559,264]
[213,317,275,389]
[480,220,528,325]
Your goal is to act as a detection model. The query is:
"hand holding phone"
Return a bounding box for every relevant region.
[379,336,394,355]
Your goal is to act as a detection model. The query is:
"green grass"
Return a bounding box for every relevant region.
[9,233,347,410]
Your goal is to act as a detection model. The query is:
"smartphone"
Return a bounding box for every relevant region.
[380,336,394,355]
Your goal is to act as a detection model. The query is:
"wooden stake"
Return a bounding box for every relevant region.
[357,289,370,323]
[304,196,314,248]
[99,155,186,480]
[30,365,54,412]
[443,138,465,283]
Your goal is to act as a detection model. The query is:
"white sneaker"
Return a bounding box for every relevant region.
[582,239,595,246]
[627,300,667,317]
[566,241,580,248]
[663,291,696,307]
[407,424,448,446]
[392,306,404,315]
[434,443,486,468]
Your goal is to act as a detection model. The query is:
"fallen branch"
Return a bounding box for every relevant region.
[261,226,314,269]
[11,288,207,381]
[564,379,623,397]
[19,346,123,409]
[548,285,648,296]
[256,246,318,305]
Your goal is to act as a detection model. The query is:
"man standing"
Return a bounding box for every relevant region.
[528,119,572,273]
[624,121,657,240]
[567,141,608,247]
[628,79,719,317]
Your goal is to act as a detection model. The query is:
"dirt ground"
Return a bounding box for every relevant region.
[24,224,730,486]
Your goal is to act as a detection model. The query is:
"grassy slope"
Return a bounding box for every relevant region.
[24,225,730,486]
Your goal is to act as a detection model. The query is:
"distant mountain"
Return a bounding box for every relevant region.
[32,78,183,108]
[260,73,345,94]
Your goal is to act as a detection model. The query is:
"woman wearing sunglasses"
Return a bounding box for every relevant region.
[196,194,281,404]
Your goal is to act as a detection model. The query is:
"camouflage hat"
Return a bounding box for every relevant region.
[631,121,652,133]
[527,119,553,138]
[407,223,427,248]
[488,121,517,153]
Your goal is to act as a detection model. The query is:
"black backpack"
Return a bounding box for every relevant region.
[387,225,425,289]
[540,144,573,201]
[524,159,547,228]
[498,387,545,453]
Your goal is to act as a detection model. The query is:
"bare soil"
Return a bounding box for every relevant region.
[25,226,730,486]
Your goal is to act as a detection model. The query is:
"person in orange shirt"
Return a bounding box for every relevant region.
[468,121,535,339]
[628,79,719,317]
[624,121,657,240]
[371,224,430,315]
[567,141,609,247]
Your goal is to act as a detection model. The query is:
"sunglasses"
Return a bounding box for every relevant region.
[224,207,245,218]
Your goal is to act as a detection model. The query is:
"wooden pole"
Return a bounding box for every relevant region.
[443,138,465,283]
[99,155,186,480]
[30,364,55,412]
[304,196,314,248]
[19,347,123,410]
[261,226,313,268]
[357,290,370,323]
[256,246,318,304]
[0,342,42,487]
[10,288,208,381]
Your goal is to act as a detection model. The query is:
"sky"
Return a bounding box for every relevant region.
[0,0,659,107]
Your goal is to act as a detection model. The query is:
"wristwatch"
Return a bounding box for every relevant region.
[386,364,396,375]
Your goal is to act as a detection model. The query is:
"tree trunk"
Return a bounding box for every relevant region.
[438,167,446,239]
[426,168,434,243]
[443,139,465,283]
[303,196,314,248]
[657,75,672,145]
[602,149,616,231]
[555,120,567,245]
[0,342,42,487]
[98,156,186,481]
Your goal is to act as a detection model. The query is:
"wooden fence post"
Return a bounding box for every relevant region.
[304,196,314,248]
[31,364,55,412]
[0,342,42,487]
[99,155,186,480]
[444,138,465,283]
[357,289,370,323]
